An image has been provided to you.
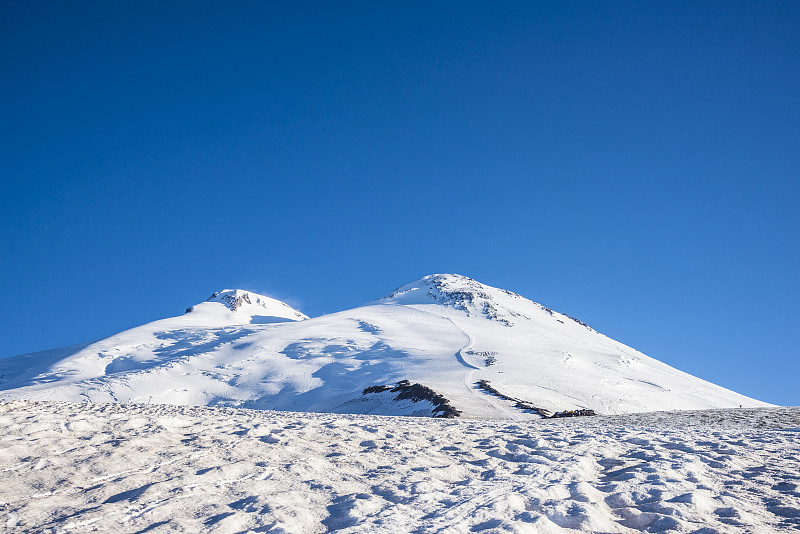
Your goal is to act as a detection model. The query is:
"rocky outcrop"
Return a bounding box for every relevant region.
[362,380,462,418]
[476,379,596,418]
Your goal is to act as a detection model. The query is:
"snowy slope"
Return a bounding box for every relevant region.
[0,275,770,418]
[2,401,798,533]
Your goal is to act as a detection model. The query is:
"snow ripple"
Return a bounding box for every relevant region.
[0,401,798,533]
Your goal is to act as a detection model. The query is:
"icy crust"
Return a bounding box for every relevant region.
[1,401,798,533]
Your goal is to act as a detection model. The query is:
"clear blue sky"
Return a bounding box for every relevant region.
[1,2,798,405]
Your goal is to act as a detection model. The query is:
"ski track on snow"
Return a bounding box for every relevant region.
[1,401,799,533]
[409,307,517,421]
[445,317,520,421]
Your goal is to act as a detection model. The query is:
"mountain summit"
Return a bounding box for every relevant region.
[0,274,770,418]
[186,289,308,323]
[378,274,585,329]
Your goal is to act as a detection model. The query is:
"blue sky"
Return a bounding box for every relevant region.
[1,1,798,405]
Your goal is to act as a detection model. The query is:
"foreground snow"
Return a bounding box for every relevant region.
[1,401,798,533]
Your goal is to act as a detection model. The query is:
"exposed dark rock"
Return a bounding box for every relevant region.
[207,291,253,312]
[422,278,517,327]
[361,380,462,418]
[476,380,551,417]
[465,350,499,366]
[475,380,597,419]
[550,409,597,418]
[384,275,517,327]
[362,385,392,395]
[562,313,595,332]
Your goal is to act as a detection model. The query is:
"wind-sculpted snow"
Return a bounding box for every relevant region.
[1,401,798,533]
[0,275,771,417]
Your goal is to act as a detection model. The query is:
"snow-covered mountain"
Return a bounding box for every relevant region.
[0,275,770,418]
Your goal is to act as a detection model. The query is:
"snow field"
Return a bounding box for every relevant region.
[1,401,798,533]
